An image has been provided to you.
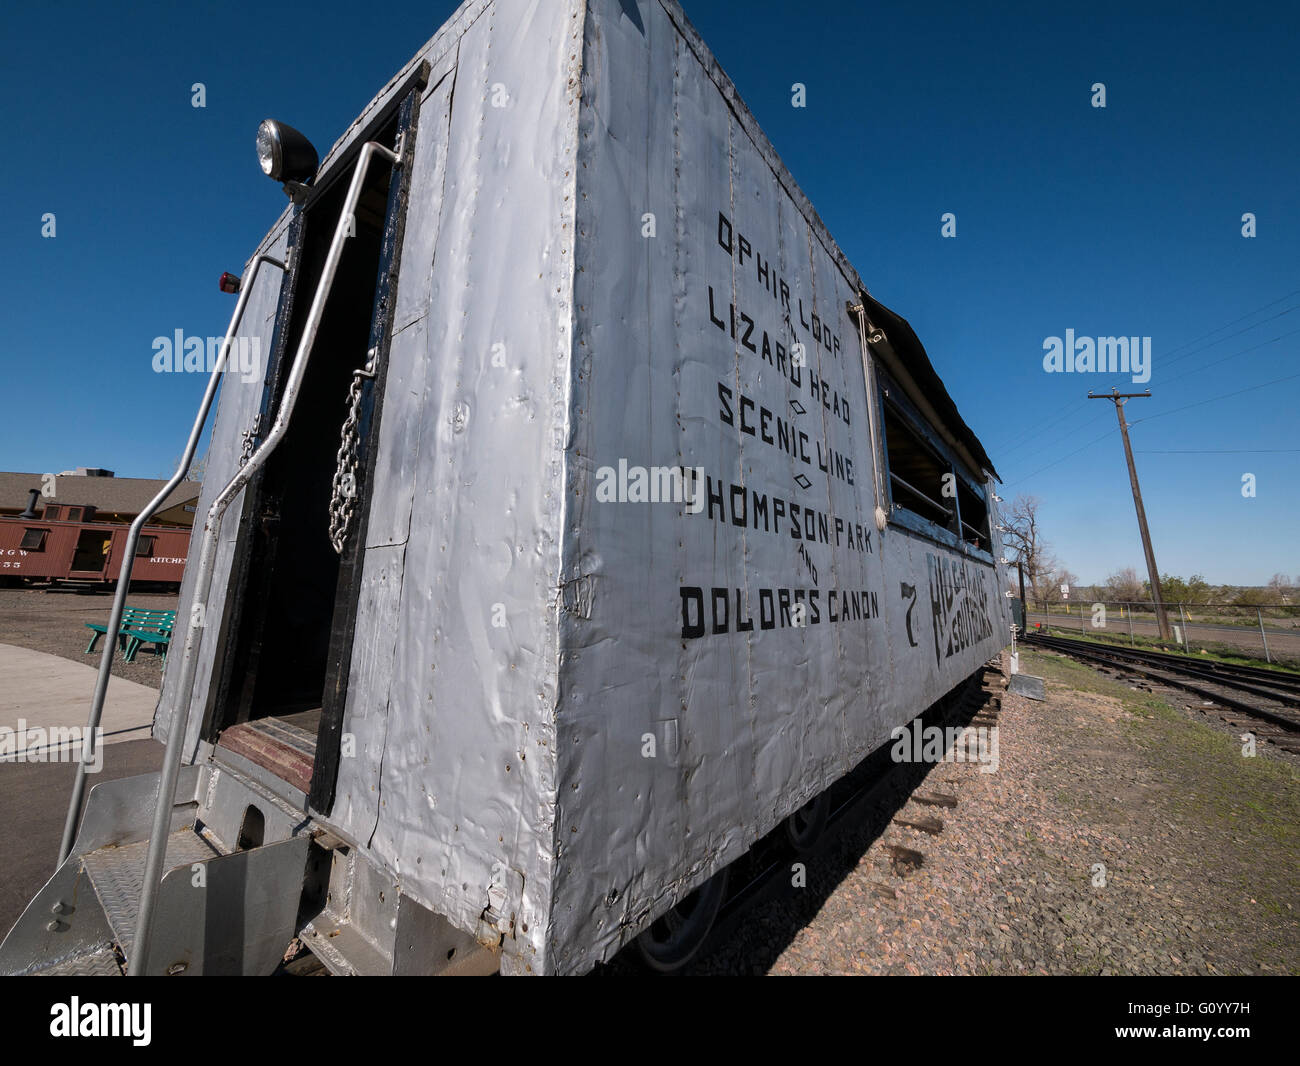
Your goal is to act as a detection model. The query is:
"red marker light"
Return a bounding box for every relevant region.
[219,272,241,294]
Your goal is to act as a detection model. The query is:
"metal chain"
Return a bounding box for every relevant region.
[328,348,378,554]
[238,414,261,467]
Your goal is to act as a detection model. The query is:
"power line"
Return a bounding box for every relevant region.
[1003,370,1300,485]
[1002,426,1116,487]
[1157,287,1300,362]
[1130,369,1300,427]
[983,397,1084,451]
[1158,303,1299,373]
[1136,448,1300,454]
[985,286,1300,457]
[1157,324,1300,387]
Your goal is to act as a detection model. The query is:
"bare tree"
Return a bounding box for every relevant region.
[166,451,208,483]
[1001,495,1056,607]
[1104,567,1144,603]
[1267,573,1292,602]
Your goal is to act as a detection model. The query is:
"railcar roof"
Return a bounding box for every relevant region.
[860,293,1000,482]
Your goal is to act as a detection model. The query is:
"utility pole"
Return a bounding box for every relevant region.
[1088,388,1172,640]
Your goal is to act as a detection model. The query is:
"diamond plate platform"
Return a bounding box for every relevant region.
[32,944,122,977]
[82,829,221,958]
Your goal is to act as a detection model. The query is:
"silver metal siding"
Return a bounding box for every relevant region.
[326,0,586,975]
[551,0,1008,971]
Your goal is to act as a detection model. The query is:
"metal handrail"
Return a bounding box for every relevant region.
[57,253,286,866]
[889,472,954,519]
[850,301,888,532]
[128,140,399,975]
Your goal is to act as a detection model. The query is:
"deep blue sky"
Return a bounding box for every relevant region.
[1,1,1295,584]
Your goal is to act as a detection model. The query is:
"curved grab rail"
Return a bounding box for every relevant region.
[57,252,286,865]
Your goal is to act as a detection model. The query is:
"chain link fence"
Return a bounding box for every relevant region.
[1024,600,1300,668]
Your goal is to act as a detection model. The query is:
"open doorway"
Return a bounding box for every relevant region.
[70,529,111,575]
[205,91,419,799]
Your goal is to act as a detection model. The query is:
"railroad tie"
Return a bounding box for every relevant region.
[892,815,943,835]
[913,791,958,808]
[883,844,924,872]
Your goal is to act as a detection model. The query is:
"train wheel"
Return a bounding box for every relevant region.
[785,792,830,854]
[636,866,729,973]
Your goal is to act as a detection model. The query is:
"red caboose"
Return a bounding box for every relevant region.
[0,514,189,588]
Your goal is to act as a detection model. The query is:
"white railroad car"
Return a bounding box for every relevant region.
[2,0,1010,977]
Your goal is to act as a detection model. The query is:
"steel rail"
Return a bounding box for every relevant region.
[1028,627,1300,689]
[128,141,399,975]
[1027,633,1300,706]
[57,252,286,866]
[1025,633,1300,733]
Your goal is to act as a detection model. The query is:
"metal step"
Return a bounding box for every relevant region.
[82,828,223,962]
[31,944,123,977]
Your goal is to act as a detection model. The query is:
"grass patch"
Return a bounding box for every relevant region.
[1024,647,1300,940]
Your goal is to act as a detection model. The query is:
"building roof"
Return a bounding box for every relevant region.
[0,471,200,518]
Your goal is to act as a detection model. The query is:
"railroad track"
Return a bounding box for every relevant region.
[1024,632,1300,751]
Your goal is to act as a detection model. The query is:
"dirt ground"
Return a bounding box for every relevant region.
[0,587,176,688]
[683,649,1300,975]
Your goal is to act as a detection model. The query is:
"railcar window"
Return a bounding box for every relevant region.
[42,505,62,520]
[955,477,990,551]
[135,536,156,557]
[882,402,955,530]
[879,393,993,556]
[19,528,47,550]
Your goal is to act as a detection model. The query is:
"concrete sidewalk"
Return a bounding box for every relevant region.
[0,643,157,755]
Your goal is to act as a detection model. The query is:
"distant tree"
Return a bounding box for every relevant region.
[1104,567,1144,603]
[1159,573,1212,605]
[1043,566,1079,608]
[165,451,208,483]
[1267,573,1292,602]
[1001,495,1056,607]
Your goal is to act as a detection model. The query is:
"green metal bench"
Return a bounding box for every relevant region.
[85,607,177,665]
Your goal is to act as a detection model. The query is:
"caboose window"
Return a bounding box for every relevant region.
[955,476,990,551]
[875,375,993,559]
[882,401,956,531]
[42,505,62,520]
[20,528,47,550]
[136,536,156,557]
